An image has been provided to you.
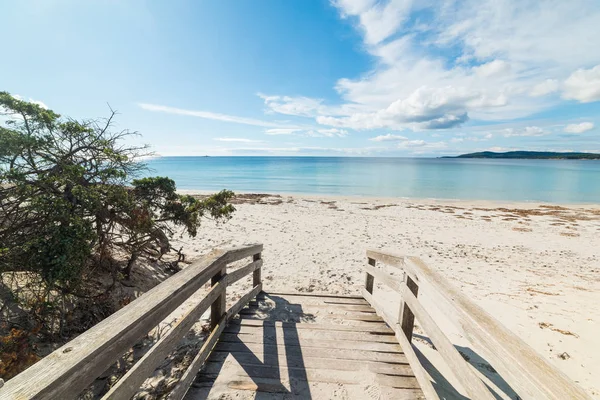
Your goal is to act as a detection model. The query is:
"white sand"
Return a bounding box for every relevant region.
[177,193,600,399]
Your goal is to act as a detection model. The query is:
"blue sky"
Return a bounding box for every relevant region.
[2,0,600,156]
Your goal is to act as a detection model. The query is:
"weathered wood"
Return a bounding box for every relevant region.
[362,263,403,293]
[226,259,263,287]
[239,308,383,322]
[168,314,228,400]
[188,377,426,399]
[368,249,592,400]
[362,287,440,400]
[252,252,262,287]
[228,319,394,334]
[399,273,418,341]
[102,281,225,400]
[365,257,375,293]
[207,352,409,372]
[1,244,262,400]
[213,342,407,364]
[404,255,592,400]
[400,285,496,400]
[224,325,397,343]
[200,363,420,388]
[366,249,420,283]
[1,249,223,400]
[219,332,403,352]
[168,283,263,400]
[248,300,375,313]
[265,291,366,300]
[210,265,227,330]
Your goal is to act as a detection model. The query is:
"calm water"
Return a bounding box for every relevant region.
[144,157,600,203]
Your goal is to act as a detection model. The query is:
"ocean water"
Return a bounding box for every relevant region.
[144,157,600,204]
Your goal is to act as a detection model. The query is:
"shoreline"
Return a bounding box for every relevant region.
[179,189,600,209]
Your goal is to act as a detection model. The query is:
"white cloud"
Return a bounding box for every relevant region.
[138,103,293,128]
[213,138,263,143]
[530,79,559,97]
[397,140,447,149]
[503,126,546,137]
[258,93,324,117]
[563,65,600,102]
[332,0,414,45]
[265,128,303,135]
[369,133,408,142]
[308,128,349,137]
[472,60,511,78]
[564,122,595,133]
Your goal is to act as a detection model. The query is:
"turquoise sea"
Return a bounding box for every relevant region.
[144,157,600,204]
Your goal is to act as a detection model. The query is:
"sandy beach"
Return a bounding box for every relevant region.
[175,193,600,399]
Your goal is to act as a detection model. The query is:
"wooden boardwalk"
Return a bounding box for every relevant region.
[2,245,592,400]
[184,292,425,399]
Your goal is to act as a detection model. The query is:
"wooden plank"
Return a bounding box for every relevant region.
[369,250,593,400]
[190,377,426,399]
[239,309,383,322]
[207,352,410,372]
[200,363,420,388]
[225,259,262,287]
[362,287,440,400]
[167,314,227,400]
[213,342,407,364]
[210,265,227,330]
[168,283,263,400]
[252,253,261,286]
[219,332,404,352]
[228,319,394,334]
[362,263,404,293]
[400,285,496,400]
[102,281,225,400]
[365,257,375,293]
[248,300,375,313]
[404,256,592,400]
[237,314,385,327]
[223,244,263,264]
[265,291,366,300]
[223,324,398,343]
[0,247,238,400]
[366,249,421,284]
[399,274,418,341]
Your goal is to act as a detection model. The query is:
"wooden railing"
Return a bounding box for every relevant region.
[363,249,592,400]
[1,244,264,400]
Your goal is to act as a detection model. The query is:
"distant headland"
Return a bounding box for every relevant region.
[443,151,600,160]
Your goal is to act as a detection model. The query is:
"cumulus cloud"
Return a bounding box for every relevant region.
[564,122,595,133]
[563,65,600,102]
[369,134,408,141]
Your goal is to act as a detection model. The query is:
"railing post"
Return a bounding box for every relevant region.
[399,273,419,341]
[365,257,375,294]
[210,263,227,330]
[253,252,262,287]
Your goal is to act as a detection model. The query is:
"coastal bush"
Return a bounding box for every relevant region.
[0,91,235,340]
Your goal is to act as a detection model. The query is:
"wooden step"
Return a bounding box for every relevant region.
[213,342,407,364]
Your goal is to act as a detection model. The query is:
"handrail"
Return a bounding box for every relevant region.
[1,244,264,400]
[363,249,592,400]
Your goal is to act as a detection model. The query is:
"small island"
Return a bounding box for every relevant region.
[443,151,600,160]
